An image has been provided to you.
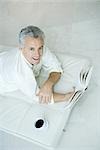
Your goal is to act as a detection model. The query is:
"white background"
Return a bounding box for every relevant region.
[0,0,100,150]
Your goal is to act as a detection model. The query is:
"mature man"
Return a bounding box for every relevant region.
[0,25,74,104]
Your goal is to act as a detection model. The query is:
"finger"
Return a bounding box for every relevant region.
[36,93,39,96]
[45,96,50,104]
[43,96,47,104]
[39,95,43,103]
[48,95,52,103]
[73,86,75,90]
[39,94,45,104]
[36,91,40,96]
[67,91,74,94]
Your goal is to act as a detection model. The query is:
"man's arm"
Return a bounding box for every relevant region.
[46,72,61,87]
[36,72,61,103]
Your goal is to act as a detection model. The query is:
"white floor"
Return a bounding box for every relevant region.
[0,79,100,150]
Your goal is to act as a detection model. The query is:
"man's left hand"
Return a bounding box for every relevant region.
[36,82,53,104]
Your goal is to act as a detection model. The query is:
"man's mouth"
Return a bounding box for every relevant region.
[32,57,39,60]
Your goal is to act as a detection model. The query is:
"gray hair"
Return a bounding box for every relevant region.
[19,25,45,47]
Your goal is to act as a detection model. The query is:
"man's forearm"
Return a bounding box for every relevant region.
[45,72,61,88]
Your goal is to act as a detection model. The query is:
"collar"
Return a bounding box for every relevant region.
[20,52,33,69]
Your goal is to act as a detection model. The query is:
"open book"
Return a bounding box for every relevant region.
[63,66,93,109]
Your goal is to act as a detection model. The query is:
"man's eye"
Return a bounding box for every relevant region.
[30,48,34,51]
[39,47,43,51]
[39,48,42,51]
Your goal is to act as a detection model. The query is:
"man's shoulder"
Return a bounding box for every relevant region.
[0,47,20,65]
[0,47,19,55]
[43,45,53,57]
[7,47,20,58]
[7,47,19,54]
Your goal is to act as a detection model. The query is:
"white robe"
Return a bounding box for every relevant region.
[0,47,63,101]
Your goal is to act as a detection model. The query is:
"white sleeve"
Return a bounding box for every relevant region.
[42,47,63,75]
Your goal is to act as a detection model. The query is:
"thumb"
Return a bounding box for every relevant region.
[36,92,39,96]
[35,87,40,96]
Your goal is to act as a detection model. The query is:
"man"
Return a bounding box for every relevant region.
[0,25,74,104]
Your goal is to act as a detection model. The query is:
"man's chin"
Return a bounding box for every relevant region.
[32,60,40,65]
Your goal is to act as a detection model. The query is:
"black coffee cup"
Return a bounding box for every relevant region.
[35,119,44,128]
[34,118,48,130]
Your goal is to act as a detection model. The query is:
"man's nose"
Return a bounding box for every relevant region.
[34,50,40,57]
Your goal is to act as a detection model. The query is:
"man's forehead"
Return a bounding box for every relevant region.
[25,36,43,43]
[24,37,44,47]
[29,45,44,49]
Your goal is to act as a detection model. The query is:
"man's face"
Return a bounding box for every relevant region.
[20,37,44,65]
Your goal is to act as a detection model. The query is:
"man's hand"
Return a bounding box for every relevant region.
[36,72,61,104]
[36,82,53,104]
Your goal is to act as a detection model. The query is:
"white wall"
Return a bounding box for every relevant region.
[0,0,100,83]
[0,0,100,53]
[0,1,73,46]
